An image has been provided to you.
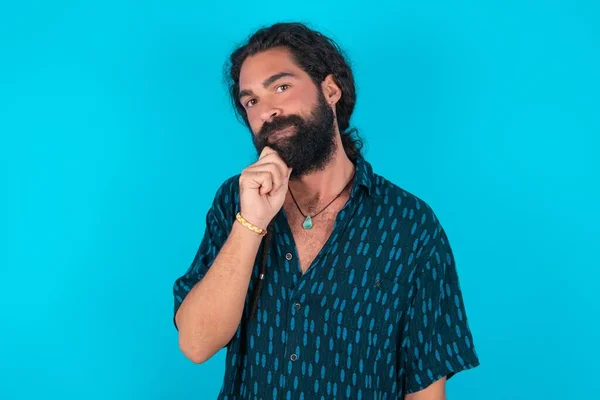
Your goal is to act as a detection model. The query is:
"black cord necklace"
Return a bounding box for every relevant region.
[288,170,356,229]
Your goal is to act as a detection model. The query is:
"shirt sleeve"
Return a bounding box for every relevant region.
[401,216,480,394]
[172,178,235,331]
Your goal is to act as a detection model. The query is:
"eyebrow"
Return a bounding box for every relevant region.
[238,72,297,100]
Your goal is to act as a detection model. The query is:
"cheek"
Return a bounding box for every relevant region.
[244,110,259,131]
[288,91,318,117]
[248,116,262,135]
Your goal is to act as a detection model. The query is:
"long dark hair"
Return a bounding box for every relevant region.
[224,22,364,163]
[225,22,364,321]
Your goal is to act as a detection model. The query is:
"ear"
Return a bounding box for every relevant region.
[321,74,342,106]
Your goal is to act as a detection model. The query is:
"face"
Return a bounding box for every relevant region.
[238,47,339,178]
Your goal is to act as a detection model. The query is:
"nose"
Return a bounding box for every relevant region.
[260,105,282,123]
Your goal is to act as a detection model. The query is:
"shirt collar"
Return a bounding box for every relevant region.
[353,154,380,198]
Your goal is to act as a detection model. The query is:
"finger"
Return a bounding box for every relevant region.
[270,167,293,198]
[248,159,288,184]
[244,163,285,192]
[270,177,289,197]
[255,151,289,179]
[241,170,274,196]
[259,146,277,160]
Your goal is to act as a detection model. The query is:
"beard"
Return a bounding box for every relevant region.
[252,91,337,179]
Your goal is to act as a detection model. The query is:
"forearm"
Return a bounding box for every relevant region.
[405,377,447,400]
[175,222,263,363]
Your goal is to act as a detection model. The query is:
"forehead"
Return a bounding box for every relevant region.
[239,47,308,88]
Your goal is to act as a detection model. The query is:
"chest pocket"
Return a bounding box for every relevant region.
[317,241,404,363]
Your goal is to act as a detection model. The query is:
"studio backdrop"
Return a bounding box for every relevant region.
[1,1,598,399]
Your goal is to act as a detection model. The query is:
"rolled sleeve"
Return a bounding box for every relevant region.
[402,218,480,394]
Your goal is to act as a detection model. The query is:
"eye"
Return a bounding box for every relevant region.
[276,84,290,92]
[245,98,257,108]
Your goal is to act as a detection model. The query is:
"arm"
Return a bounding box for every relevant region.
[174,146,292,364]
[405,377,447,400]
[175,221,263,364]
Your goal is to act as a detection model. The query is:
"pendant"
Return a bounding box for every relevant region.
[302,215,313,230]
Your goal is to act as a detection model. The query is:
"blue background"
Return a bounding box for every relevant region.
[1,1,598,399]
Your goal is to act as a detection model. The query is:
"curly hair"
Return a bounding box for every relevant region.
[224,22,364,162]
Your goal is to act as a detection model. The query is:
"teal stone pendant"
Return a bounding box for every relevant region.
[302,215,313,230]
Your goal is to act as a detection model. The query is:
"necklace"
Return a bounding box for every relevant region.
[288,170,356,230]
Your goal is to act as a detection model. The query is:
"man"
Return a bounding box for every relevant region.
[173,22,480,399]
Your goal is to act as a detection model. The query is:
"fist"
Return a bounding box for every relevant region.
[238,147,292,230]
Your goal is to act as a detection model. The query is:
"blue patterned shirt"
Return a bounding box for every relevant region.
[173,155,480,399]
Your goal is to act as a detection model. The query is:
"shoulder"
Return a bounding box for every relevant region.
[207,173,241,225]
[369,172,450,266]
[371,172,442,232]
[213,173,241,204]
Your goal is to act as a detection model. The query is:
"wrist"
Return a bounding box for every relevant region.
[231,219,266,245]
[237,212,269,232]
[236,212,269,235]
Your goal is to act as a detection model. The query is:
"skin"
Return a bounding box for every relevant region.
[238,46,354,218]
[177,46,447,398]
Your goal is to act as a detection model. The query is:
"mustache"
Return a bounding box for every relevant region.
[258,115,303,138]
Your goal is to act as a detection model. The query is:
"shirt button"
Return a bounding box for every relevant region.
[294,303,301,310]
[290,354,298,361]
[285,253,293,260]
[375,279,381,286]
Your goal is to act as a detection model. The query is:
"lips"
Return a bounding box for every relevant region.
[268,125,296,142]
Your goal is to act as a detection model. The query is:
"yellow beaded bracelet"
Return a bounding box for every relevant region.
[235,212,267,236]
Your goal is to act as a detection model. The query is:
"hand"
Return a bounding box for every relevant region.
[238,147,292,230]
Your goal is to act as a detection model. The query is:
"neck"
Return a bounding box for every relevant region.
[287,134,355,205]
